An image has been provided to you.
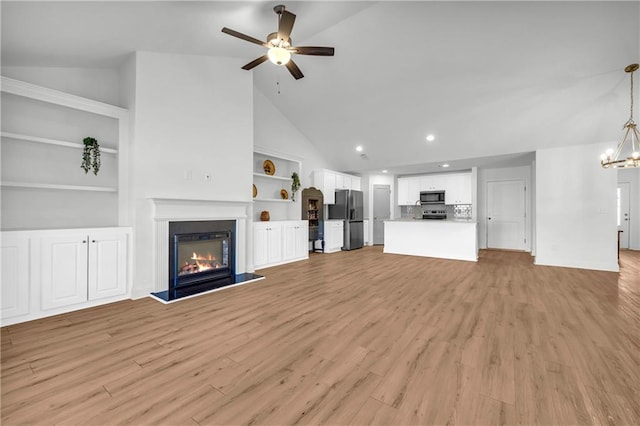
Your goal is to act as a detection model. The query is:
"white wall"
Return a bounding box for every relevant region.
[126,52,253,297]
[535,143,618,271]
[477,165,533,251]
[618,168,640,250]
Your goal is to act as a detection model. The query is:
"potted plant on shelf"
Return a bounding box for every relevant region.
[291,172,301,201]
[81,137,101,175]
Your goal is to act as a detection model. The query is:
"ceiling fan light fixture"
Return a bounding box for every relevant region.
[268,46,291,66]
[601,63,640,169]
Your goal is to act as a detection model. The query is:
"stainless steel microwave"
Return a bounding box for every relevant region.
[420,190,445,204]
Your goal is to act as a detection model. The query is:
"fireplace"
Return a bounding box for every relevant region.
[148,198,264,303]
[166,220,237,300]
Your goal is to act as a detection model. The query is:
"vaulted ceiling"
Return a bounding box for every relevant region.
[2,1,639,174]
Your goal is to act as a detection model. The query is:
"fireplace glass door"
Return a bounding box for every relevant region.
[173,232,230,287]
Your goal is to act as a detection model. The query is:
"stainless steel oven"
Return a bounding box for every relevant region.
[420,190,445,204]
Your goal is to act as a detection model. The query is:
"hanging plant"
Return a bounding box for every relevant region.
[291,172,301,202]
[81,137,101,175]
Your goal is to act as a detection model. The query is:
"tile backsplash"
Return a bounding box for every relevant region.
[400,204,473,219]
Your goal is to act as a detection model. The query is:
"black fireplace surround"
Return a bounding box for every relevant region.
[151,220,262,302]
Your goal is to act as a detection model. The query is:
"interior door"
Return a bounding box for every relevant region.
[487,180,526,250]
[373,185,391,245]
[618,182,630,249]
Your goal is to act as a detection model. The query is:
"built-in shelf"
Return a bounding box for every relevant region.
[253,198,292,203]
[1,181,117,192]
[252,172,290,182]
[1,132,118,154]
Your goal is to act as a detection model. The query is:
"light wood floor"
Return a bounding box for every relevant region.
[2,248,640,425]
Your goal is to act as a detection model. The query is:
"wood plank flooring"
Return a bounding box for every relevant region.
[2,247,640,425]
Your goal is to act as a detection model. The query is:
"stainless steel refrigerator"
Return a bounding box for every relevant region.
[328,189,364,250]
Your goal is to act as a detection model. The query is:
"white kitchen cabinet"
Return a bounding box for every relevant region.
[351,176,362,191]
[41,229,129,310]
[445,173,472,205]
[254,220,308,269]
[1,234,30,320]
[397,177,421,205]
[421,174,446,191]
[363,220,370,245]
[324,220,344,253]
[313,170,361,204]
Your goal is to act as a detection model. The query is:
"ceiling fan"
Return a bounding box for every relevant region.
[221,4,335,80]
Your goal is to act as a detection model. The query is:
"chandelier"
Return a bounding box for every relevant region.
[601,63,640,169]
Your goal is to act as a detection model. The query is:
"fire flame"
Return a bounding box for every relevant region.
[178,251,222,275]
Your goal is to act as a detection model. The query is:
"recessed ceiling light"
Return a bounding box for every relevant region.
[426,134,435,142]
[440,163,450,168]
[382,170,388,173]
[356,145,363,152]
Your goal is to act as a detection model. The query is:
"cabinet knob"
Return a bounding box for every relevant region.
[82,240,87,243]
[92,240,96,243]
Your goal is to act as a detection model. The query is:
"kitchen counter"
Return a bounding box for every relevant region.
[384,219,477,261]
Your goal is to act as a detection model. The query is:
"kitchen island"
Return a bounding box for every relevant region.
[384,219,478,262]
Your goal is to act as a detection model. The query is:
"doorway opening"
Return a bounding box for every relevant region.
[373,184,391,245]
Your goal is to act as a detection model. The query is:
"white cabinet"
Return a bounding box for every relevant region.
[324,220,344,253]
[397,177,421,205]
[445,173,472,205]
[41,233,89,310]
[283,221,309,261]
[1,227,130,326]
[351,176,362,191]
[253,222,283,268]
[41,229,128,310]
[421,174,446,191]
[253,149,302,218]
[313,170,361,204]
[1,234,30,320]
[253,220,308,269]
[363,220,370,245]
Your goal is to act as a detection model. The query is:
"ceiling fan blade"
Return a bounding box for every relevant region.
[242,55,269,70]
[221,27,267,47]
[291,46,335,56]
[277,10,296,41]
[285,59,304,80]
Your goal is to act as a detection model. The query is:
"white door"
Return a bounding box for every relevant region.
[618,182,630,249]
[282,222,298,261]
[88,231,128,300]
[267,225,283,264]
[41,233,88,310]
[487,180,526,250]
[373,185,391,245]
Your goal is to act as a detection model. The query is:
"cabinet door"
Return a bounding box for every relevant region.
[297,222,309,258]
[1,235,30,319]
[408,178,421,204]
[397,178,410,205]
[421,174,445,191]
[329,222,344,251]
[351,177,361,191]
[323,172,336,204]
[458,173,472,204]
[41,234,88,310]
[88,231,128,300]
[267,224,283,264]
[253,224,269,268]
[282,222,298,261]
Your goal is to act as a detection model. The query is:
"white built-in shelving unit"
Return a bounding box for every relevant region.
[0,76,129,229]
[252,147,302,220]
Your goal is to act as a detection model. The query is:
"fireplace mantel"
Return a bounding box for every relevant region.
[150,198,252,293]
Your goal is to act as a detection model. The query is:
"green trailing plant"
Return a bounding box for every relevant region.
[81,137,101,175]
[291,172,301,201]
